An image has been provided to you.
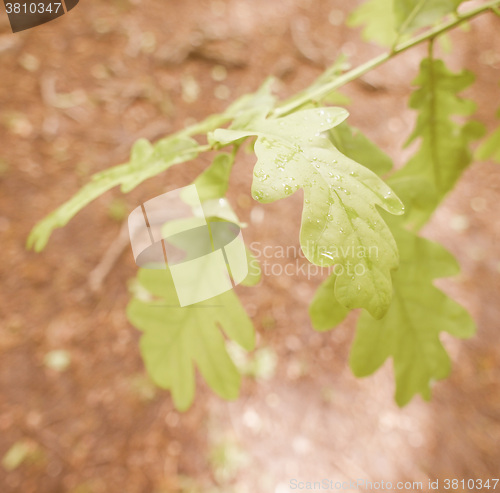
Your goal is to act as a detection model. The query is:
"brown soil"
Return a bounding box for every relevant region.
[0,0,499,492]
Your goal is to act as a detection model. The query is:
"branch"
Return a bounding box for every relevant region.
[273,0,500,117]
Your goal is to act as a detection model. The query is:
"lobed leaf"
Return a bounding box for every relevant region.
[394,0,461,35]
[349,225,475,405]
[27,136,199,252]
[127,269,255,411]
[213,107,404,319]
[348,0,398,47]
[389,58,484,229]
[349,0,463,47]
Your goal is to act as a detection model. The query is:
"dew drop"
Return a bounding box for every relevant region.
[321,251,335,261]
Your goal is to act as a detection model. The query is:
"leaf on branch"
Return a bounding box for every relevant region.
[310,123,394,327]
[194,153,235,202]
[348,0,398,47]
[27,136,199,252]
[394,0,461,35]
[127,268,255,411]
[389,57,484,230]
[27,78,277,253]
[349,225,475,406]
[212,107,404,319]
[349,0,463,47]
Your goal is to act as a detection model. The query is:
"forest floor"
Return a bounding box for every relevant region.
[0,0,499,492]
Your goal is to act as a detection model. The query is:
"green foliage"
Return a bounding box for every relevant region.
[394,0,460,35]
[309,124,395,328]
[28,136,199,252]
[27,79,276,253]
[127,148,259,410]
[350,225,475,405]
[389,57,484,230]
[348,0,398,47]
[27,0,500,408]
[312,54,484,404]
[349,0,462,46]
[194,153,235,201]
[127,269,255,411]
[212,107,404,318]
[312,199,477,404]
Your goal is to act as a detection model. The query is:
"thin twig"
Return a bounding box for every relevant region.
[88,222,130,293]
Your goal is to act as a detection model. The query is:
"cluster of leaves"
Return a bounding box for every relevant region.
[28,0,500,409]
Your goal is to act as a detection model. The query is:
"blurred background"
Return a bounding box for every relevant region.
[0,0,499,492]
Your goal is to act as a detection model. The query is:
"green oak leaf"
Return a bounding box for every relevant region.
[310,123,395,328]
[389,58,484,230]
[27,136,199,252]
[127,268,255,411]
[348,0,398,47]
[349,225,475,406]
[194,153,235,202]
[394,0,461,35]
[212,107,404,319]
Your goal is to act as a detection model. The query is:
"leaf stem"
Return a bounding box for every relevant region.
[273,0,500,117]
